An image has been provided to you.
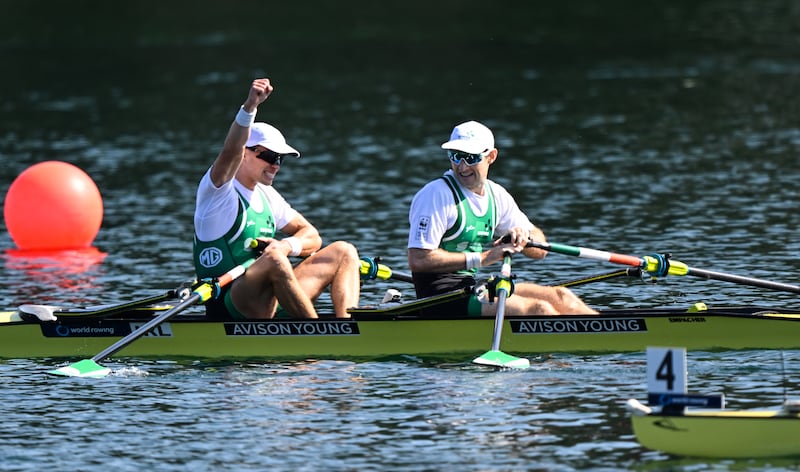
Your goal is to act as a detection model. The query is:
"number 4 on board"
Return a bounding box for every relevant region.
[646,347,687,395]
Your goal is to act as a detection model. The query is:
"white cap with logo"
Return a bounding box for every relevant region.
[441,120,495,154]
[245,122,301,157]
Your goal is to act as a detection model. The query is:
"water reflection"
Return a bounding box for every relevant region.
[2,248,107,306]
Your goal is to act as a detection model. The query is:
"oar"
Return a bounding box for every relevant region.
[18,289,181,321]
[360,257,413,283]
[528,240,800,294]
[48,259,256,378]
[550,267,641,288]
[473,251,530,369]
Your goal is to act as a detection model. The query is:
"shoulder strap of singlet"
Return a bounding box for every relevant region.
[441,175,465,240]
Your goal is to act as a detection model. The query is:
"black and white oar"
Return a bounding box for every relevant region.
[473,251,530,369]
[528,240,800,294]
[48,259,256,378]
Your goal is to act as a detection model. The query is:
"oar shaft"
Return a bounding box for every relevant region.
[91,259,255,363]
[687,267,800,294]
[551,268,641,288]
[91,293,200,362]
[489,290,508,352]
[531,239,800,295]
[389,270,413,283]
[19,290,180,321]
[472,250,530,369]
[489,254,513,352]
[360,259,414,283]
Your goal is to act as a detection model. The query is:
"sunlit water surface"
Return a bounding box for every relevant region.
[2,1,800,470]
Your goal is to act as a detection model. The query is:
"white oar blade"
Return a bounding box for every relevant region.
[473,350,530,369]
[48,359,111,378]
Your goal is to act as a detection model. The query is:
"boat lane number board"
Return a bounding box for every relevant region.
[647,346,687,394]
[645,346,725,409]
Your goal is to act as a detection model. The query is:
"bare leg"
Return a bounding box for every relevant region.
[482,296,560,316]
[293,241,361,318]
[512,283,598,314]
[230,248,319,319]
[328,242,361,318]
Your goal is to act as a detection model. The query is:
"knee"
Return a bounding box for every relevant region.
[257,250,294,277]
[529,299,559,315]
[552,286,576,301]
[329,240,359,262]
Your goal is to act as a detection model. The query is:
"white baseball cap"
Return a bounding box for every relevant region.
[441,120,495,154]
[246,122,301,157]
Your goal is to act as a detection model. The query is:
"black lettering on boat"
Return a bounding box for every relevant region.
[226,320,359,336]
[511,317,647,334]
[129,322,173,337]
[668,317,707,323]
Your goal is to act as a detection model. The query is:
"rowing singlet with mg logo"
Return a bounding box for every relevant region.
[193,187,276,279]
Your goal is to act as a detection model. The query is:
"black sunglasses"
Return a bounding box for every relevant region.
[247,147,287,166]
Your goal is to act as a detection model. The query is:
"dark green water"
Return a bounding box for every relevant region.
[1,1,800,470]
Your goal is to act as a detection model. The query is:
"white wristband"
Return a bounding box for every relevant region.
[284,237,302,257]
[465,251,482,270]
[235,106,256,127]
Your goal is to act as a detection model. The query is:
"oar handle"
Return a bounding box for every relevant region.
[527,240,677,275]
[527,240,645,268]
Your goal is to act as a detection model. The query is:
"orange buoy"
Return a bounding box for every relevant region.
[4,161,103,250]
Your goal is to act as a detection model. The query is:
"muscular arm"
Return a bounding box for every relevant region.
[408,247,469,273]
[408,242,531,273]
[269,213,323,257]
[411,224,549,272]
[209,79,274,187]
[522,225,548,260]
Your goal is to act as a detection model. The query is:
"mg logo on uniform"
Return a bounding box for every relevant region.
[199,247,223,268]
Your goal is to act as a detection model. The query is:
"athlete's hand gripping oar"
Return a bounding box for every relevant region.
[527,240,800,294]
[48,259,256,378]
[359,257,413,283]
[473,251,530,369]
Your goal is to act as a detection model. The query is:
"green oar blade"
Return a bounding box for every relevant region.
[48,359,111,378]
[473,350,530,369]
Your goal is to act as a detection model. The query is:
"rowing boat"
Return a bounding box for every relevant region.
[9,243,800,377]
[3,291,800,360]
[626,346,800,458]
[628,400,800,458]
